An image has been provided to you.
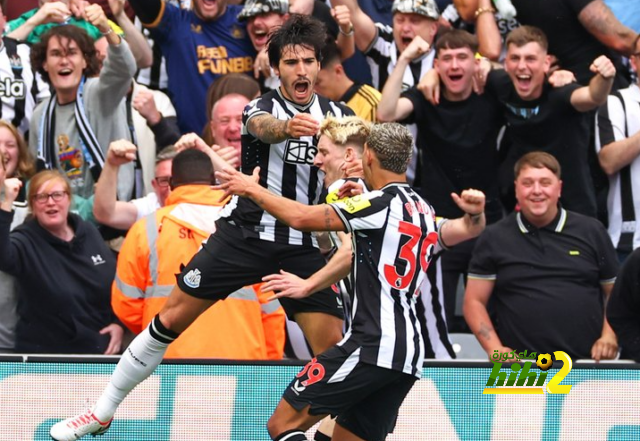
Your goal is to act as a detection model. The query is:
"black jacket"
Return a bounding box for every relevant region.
[0,210,117,353]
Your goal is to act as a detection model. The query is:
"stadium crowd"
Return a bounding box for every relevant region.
[2,0,640,439]
[1,0,640,367]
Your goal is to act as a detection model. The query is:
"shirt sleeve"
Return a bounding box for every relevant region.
[330,191,390,233]
[595,94,626,153]
[591,219,619,283]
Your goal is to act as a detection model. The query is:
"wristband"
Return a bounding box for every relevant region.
[466,211,483,219]
[339,24,354,37]
[474,7,496,18]
[101,27,114,36]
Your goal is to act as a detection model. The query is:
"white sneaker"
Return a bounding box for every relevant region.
[49,409,112,440]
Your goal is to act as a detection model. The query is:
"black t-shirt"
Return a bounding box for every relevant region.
[469,208,618,360]
[511,0,628,89]
[402,87,504,222]
[485,70,597,217]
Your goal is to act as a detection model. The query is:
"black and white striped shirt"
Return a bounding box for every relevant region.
[364,25,434,184]
[331,183,439,378]
[596,84,640,252]
[225,88,353,246]
[364,24,435,91]
[0,37,50,135]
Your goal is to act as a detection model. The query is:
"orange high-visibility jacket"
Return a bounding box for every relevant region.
[112,185,285,359]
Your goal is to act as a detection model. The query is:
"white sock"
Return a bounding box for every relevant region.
[92,325,170,421]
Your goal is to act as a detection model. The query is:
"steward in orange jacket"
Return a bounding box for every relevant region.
[112,183,285,359]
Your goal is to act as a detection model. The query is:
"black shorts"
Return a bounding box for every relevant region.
[177,219,344,320]
[282,345,417,441]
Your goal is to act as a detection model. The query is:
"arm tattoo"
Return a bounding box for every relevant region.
[324,206,333,230]
[580,1,635,42]
[470,214,482,226]
[478,322,495,341]
[248,114,289,144]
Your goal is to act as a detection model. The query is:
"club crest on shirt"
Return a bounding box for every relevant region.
[231,25,246,39]
[9,54,23,70]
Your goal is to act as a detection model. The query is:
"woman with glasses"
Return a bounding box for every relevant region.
[0,168,122,354]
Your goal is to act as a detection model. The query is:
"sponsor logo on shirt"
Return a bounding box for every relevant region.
[91,254,105,265]
[284,140,317,165]
[0,78,25,98]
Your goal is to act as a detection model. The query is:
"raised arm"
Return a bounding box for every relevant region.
[93,140,140,230]
[377,37,427,121]
[123,0,163,25]
[107,0,153,68]
[333,5,356,60]
[7,2,72,41]
[330,0,377,52]
[474,0,502,60]
[578,0,639,57]
[438,189,486,247]
[570,55,615,112]
[216,166,345,232]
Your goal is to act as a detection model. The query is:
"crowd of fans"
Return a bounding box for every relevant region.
[1,0,640,365]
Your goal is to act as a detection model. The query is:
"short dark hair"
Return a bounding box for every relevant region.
[506,25,548,52]
[170,149,214,188]
[267,14,327,68]
[31,25,101,84]
[320,37,342,69]
[514,151,561,179]
[435,29,478,56]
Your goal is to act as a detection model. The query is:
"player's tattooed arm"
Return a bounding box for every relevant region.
[249,113,320,143]
[248,114,290,144]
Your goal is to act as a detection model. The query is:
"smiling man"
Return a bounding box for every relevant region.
[238,0,289,91]
[463,151,619,362]
[209,93,249,164]
[29,4,137,219]
[378,29,505,331]
[484,25,615,218]
[125,0,255,133]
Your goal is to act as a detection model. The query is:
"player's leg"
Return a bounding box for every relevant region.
[331,424,365,441]
[294,311,344,355]
[268,399,326,441]
[333,369,417,441]
[49,285,216,441]
[51,222,266,440]
[276,244,346,355]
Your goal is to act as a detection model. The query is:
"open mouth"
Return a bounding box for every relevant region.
[448,73,464,83]
[58,68,73,77]
[293,81,310,98]
[515,74,532,89]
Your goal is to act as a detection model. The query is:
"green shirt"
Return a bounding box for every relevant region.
[7,9,102,44]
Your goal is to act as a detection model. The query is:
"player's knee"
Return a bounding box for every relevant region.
[268,418,307,440]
